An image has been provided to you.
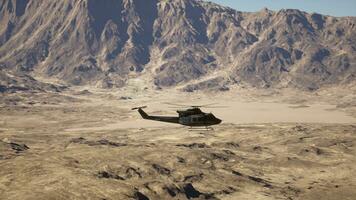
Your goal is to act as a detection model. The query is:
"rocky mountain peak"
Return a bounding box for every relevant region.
[0,0,355,92]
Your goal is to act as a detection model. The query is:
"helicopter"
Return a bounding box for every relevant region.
[132,103,222,130]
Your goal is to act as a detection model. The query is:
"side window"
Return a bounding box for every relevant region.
[183,117,190,123]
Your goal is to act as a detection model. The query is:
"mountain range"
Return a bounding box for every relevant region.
[0,0,355,92]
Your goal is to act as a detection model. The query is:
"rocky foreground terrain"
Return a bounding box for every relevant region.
[0,0,355,91]
[0,86,356,200]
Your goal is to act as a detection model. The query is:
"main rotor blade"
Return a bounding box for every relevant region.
[165,102,219,107]
[196,103,219,107]
[203,106,229,108]
[163,102,189,107]
[164,102,226,108]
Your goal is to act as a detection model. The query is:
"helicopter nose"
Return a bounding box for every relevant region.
[216,118,222,124]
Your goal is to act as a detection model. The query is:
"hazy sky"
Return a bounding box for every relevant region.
[208,0,356,17]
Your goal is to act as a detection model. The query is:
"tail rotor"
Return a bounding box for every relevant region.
[131,106,147,110]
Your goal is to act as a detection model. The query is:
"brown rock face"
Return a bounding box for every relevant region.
[0,0,355,91]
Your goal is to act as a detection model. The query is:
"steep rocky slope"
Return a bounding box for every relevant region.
[0,71,65,93]
[0,0,355,91]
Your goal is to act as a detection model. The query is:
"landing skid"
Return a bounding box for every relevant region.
[188,126,214,131]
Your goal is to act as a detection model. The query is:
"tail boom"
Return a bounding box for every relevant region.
[133,107,179,124]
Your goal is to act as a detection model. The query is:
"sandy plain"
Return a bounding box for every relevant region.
[1,82,356,200]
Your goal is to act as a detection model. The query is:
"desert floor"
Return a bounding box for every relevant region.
[1,84,356,200]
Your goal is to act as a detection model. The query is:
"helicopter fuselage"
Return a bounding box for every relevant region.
[179,113,221,126]
[132,107,222,127]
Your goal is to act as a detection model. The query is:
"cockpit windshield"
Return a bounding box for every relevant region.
[207,113,215,120]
